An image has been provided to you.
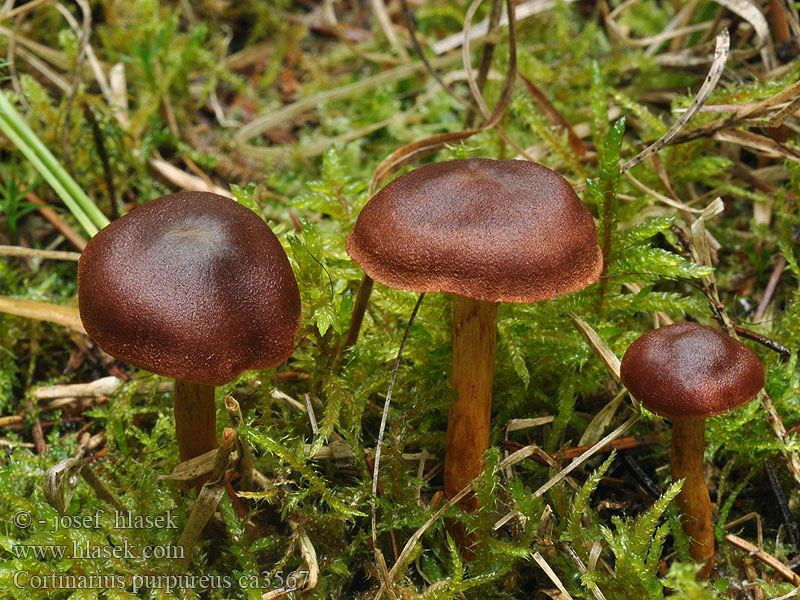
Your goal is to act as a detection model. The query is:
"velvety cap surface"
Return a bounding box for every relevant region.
[78,192,301,386]
[620,322,764,419]
[345,159,602,303]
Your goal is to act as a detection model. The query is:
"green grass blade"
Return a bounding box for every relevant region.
[0,91,109,235]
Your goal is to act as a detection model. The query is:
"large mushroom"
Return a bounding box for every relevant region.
[346,158,602,520]
[78,192,301,482]
[620,321,764,578]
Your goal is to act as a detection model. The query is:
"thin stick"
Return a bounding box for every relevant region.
[462,0,533,160]
[371,294,425,557]
[370,0,409,61]
[0,295,84,332]
[765,462,799,550]
[261,521,320,598]
[0,245,80,260]
[1,0,51,19]
[620,29,729,173]
[24,399,46,454]
[336,274,374,365]
[25,191,87,250]
[399,0,476,113]
[726,534,800,585]
[754,256,788,322]
[557,542,607,600]
[464,0,504,129]
[533,552,575,599]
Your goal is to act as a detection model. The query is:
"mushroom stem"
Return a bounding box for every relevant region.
[671,416,715,579]
[445,295,498,508]
[174,380,218,481]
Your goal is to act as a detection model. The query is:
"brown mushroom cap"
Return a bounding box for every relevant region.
[78,191,301,386]
[620,322,764,419]
[345,159,602,303]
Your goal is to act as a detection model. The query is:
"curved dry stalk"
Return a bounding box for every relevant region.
[623,171,703,213]
[0,24,99,74]
[369,0,410,61]
[570,314,621,381]
[533,552,576,599]
[463,0,503,128]
[461,0,535,161]
[399,0,477,114]
[713,129,800,163]
[620,29,729,173]
[610,18,711,48]
[674,69,800,146]
[54,0,113,102]
[43,457,124,515]
[715,0,772,62]
[371,294,425,559]
[726,534,800,585]
[260,521,320,598]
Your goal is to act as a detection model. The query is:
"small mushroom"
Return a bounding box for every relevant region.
[346,158,602,534]
[78,192,300,484]
[620,321,764,579]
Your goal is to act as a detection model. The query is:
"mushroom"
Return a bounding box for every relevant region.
[346,158,602,518]
[620,321,764,578]
[78,191,301,483]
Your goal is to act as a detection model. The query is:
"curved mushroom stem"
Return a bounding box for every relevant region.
[672,416,715,579]
[174,380,218,489]
[445,295,497,508]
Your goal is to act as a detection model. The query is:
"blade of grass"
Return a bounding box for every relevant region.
[0,90,109,235]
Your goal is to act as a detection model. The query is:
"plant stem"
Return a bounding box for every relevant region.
[672,416,715,579]
[174,380,217,489]
[335,273,374,368]
[464,0,504,129]
[0,91,109,235]
[445,295,497,507]
[597,175,614,302]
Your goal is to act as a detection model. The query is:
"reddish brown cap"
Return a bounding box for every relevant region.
[345,159,602,303]
[620,322,764,419]
[78,192,301,386]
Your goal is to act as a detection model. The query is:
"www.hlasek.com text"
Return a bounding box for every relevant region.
[12,538,183,561]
